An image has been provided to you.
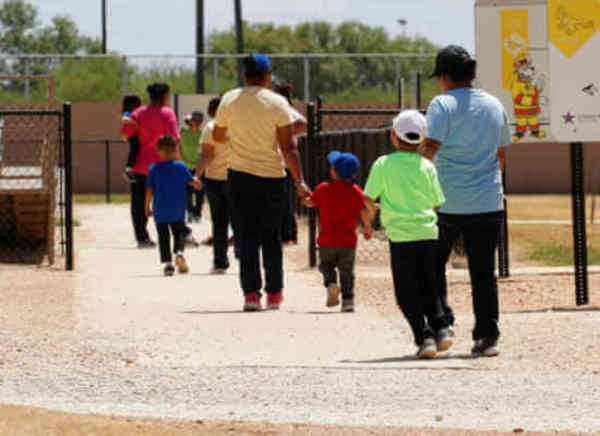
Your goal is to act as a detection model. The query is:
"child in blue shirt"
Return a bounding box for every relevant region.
[145,135,202,276]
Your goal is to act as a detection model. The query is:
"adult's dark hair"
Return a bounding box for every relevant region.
[146,82,170,104]
[273,80,293,105]
[157,134,177,150]
[207,96,221,118]
[122,95,142,113]
[432,45,477,83]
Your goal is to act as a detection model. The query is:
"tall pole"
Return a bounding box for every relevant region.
[196,0,205,93]
[234,0,244,86]
[101,0,107,54]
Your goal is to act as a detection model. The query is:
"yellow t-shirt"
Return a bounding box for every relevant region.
[199,120,229,181]
[214,87,293,178]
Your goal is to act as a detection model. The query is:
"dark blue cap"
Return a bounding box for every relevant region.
[245,54,271,76]
[327,151,360,180]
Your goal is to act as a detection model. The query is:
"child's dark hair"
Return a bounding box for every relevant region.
[273,80,293,105]
[447,59,477,82]
[157,134,177,151]
[122,95,142,113]
[207,96,221,118]
[147,82,170,103]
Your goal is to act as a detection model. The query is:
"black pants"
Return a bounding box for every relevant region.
[187,169,205,219]
[281,170,298,243]
[130,172,150,243]
[437,211,503,341]
[126,136,140,168]
[319,246,356,299]
[228,169,285,295]
[205,178,232,269]
[156,221,187,264]
[390,240,447,346]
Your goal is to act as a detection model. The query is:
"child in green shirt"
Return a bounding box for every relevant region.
[363,110,452,359]
[180,110,205,222]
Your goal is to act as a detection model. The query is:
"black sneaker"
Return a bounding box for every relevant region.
[137,239,156,249]
[163,264,175,276]
[341,298,354,312]
[471,337,499,357]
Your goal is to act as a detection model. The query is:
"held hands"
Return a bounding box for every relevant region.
[295,180,311,200]
[190,177,203,191]
[145,207,153,218]
[362,224,373,241]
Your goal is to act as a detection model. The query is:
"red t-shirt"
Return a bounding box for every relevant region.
[310,180,365,248]
[125,106,181,175]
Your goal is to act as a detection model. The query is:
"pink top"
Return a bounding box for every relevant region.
[125,105,181,175]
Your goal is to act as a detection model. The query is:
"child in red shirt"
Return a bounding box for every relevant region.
[305,151,372,312]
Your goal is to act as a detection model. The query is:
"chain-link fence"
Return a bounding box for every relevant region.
[0,54,436,106]
[0,106,73,268]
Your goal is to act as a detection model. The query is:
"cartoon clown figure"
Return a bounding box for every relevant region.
[511,57,546,142]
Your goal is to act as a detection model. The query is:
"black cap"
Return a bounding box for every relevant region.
[431,45,474,78]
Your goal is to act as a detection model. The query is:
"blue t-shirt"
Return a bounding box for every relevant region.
[427,88,511,215]
[146,160,193,223]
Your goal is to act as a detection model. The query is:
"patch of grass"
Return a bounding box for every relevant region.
[75,194,129,204]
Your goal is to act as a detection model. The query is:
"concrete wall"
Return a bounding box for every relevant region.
[70,103,600,195]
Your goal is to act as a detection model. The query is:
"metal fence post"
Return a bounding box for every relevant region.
[570,142,589,306]
[24,58,31,104]
[213,58,219,94]
[307,102,317,267]
[121,55,128,94]
[498,170,510,278]
[303,56,311,103]
[415,71,422,110]
[63,103,74,271]
[398,77,405,110]
[105,140,111,203]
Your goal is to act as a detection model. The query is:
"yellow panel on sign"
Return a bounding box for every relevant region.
[548,0,600,58]
[501,10,529,90]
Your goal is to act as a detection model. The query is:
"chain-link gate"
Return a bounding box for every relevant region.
[0,104,73,269]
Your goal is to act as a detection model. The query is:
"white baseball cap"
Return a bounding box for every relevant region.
[392,110,428,145]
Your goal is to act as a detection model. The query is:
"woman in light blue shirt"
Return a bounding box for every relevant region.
[420,45,512,358]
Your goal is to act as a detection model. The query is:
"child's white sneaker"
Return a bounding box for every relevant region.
[175,254,189,274]
[417,338,437,359]
[326,284,340,307]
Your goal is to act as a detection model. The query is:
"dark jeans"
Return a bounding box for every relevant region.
[205,178,232,269]
[130,172,150,243]
[156,221,187,264]
[228,169,285,296]
[390,240,447,346]
[281,170,298,243]
[126,136,140,168]
[437,211,503,341]
[187,169,205,219]
[319,246,356,299]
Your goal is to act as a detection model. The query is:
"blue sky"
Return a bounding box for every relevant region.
[34,0,476,54]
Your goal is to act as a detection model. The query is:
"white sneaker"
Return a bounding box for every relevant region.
[436,328,454,352]
[471,338,499,357]
[175,255,189,274]
[326,284,341,307]
[184,233,200,247]
[417,338,437,359]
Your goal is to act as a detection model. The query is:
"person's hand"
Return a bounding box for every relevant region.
[145,208,152,218]
[295,180,311,199]
[362,224,373,241]
[191,177,203,191]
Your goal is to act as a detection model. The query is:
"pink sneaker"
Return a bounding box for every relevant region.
[266,292,283,310]
[243,292,262,312]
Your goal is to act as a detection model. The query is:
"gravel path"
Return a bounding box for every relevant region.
[1,204,599,433]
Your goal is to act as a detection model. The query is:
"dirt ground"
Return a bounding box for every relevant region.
[0,405,589,436]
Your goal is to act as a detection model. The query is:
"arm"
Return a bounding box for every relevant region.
[277,124,311,198]
[497,147,506,172]
[418,138,442,160]
[213,125,228,143]
[145,187,153,217]
[363,196,378,222]
[359,206,373,240]
[195,142,215,179]
[292,119,307,136]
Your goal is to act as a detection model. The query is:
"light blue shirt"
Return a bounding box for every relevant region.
[426,88,511,215]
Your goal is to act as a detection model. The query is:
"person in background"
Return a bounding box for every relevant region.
[273,80,307,246]
[213,54,310,312]
[145,135,202,276]
[181,111,205,222]
[364,110,452,359]
[122,82,180,248]
[304,151,372,313]
[420,45,512,357]
[120,94,142,183]
[195,96,238,273]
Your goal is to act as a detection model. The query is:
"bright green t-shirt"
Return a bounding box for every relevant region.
[364,151,445,243]
[180,127,202,169]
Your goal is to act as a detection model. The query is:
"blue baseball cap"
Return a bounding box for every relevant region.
[244,54,271,76]
[327,151,360,180]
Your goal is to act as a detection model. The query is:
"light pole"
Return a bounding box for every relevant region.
[397,19,407,37]
[101,0,107,53]
[234,0,244,86]
[196,0,205,93]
